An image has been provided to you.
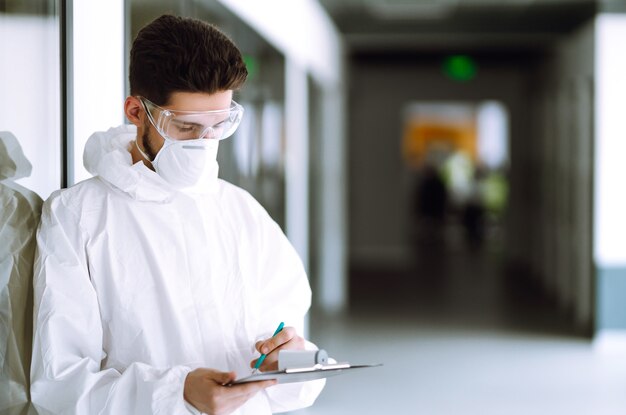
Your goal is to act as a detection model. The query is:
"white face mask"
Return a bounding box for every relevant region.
[141,137,220,190]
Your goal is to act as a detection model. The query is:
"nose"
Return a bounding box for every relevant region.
[200,127,217,139]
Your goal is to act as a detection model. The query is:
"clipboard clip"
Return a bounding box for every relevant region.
[285,362,351,373]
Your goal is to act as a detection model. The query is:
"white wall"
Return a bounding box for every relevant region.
[71,0,126,184]
[593,13,626,332]
[0,15,61,200]
[594,14,626,267]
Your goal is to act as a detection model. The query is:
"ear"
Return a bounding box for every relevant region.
[124,96,143,127]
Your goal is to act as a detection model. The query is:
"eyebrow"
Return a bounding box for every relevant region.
[171,119,204,128]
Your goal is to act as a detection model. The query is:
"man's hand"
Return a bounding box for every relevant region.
[184,368,276,415]
[250,326,305,372]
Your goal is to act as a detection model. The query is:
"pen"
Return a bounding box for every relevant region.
[253,322,284,373]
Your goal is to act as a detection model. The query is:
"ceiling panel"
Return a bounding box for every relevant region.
[318,0,600,53]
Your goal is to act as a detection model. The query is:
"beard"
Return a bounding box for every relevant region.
[140,120,159,161]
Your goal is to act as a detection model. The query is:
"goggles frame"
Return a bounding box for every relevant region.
[138,96,244,141]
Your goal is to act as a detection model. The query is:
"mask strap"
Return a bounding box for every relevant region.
[134,139,153,162]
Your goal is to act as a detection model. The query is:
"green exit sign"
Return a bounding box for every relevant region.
[443,55,477,82]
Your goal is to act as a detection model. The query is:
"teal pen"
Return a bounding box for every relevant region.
[253,322,284,372]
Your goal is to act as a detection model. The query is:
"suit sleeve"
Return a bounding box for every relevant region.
[30,193,194,415]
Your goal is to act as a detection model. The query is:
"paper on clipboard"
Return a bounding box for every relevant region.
[231,363,382,385]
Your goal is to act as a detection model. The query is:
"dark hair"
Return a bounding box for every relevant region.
[129,14,248,105]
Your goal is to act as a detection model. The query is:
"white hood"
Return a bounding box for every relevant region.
[82,124,175,202]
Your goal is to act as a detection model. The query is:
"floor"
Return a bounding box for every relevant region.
[289,225,626,415]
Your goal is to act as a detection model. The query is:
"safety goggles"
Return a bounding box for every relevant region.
[139,96,244,141]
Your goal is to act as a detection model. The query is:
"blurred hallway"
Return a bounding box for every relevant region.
[299,232,626,414]
[347,221,572,335]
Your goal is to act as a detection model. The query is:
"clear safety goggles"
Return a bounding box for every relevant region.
[139,96,244,141]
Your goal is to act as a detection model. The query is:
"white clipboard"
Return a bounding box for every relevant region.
[231,363,382,385]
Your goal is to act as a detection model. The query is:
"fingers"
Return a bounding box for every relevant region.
[256,326,302,354]
[213,370,237,386]
[185,368,276,414]
[249,356,278,371]
[251,326,306,371]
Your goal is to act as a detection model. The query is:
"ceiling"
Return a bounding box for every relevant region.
[317,0,610,54]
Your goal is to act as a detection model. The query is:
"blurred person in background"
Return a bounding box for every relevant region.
[462,166,488,251]
[412,162,448,250]
[30,15,324,415]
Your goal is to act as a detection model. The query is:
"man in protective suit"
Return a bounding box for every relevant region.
[30,15,324,415]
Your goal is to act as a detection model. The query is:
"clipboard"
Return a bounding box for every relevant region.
[231,363,382,385]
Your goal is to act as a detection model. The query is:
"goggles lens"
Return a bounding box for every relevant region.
[139,96,243,141]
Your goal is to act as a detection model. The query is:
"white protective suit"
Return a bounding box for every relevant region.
[30,125,324,414]
[0,132,42,415]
